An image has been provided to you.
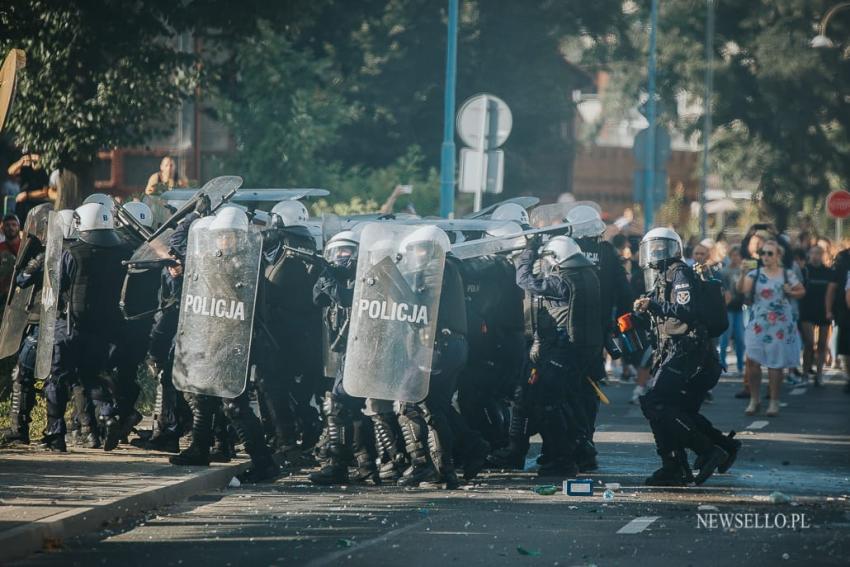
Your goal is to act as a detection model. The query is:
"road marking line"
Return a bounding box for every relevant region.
[790,387,807,395]
[305,518,427,567]
[617,516,660,534]
[747,420,769,430]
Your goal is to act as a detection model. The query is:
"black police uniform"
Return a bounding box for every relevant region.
[309,257,380,486]
[575,236,633,469]
[44,231,133,450]
[253,225,322,453]
[640,260,733,485]
[515,244,602,475]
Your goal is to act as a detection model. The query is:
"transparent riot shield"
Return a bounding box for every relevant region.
[172,220,262,398]
[34,211,63,379]
[0,203,52,359]
[529,201,601,228]
[342,223,446,402]
[132,175,243,264]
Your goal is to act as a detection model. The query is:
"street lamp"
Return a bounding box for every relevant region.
[439,0,459,218]
[811,2,850,48]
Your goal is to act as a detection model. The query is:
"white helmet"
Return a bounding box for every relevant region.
[75,203,114,231]
[271,200,309,227]
[565,204,606,239]
[324,230,360,267]
[492,203,530,225]
[639,227,683,269]
[122,202,154,228]
[541,236,583,271]
[57,209,78,240]
[83,193,116,212]
[398,225,450,269]
[486,221,522,239]
[208,206,249,231]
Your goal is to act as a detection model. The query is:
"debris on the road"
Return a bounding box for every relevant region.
[602,489,615,501]
[336,538,355,548]
[605,483,621,490]
[782,553,790,560]
[768,491,793,504]
[228,477,241,488]
[532,485,558,495]
[516,545,542,556]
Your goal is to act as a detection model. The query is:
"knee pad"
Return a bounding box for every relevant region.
[19,333,39,373]
[222,400,241,420]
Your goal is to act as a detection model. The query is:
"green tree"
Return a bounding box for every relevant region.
[588,1,850,230]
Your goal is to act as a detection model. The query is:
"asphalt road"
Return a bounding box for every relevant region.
[14,371,850,566]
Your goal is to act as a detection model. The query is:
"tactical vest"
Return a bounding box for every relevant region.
[67,239,131,332]
[459,255,524,353]
[654,262,694,339]
[261,230,318,321]
[537,255,602,349]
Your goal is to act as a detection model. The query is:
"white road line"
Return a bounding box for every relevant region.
[617,516,660,534]
[747,420,769,430]
[305,518,427,567]
[790,387,807,396]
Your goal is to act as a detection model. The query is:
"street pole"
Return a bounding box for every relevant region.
[440,0,459,218]
[644,0,659,230]
[700,0,714,240]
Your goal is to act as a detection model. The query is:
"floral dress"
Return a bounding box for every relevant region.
[744,269,802,369]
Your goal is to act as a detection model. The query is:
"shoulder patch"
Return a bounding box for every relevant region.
[674,282,690,289]
[676,290,691,305]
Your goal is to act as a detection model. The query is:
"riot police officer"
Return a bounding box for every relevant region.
[169,207,280,483]
[310,230,381,485]
[0,207,52,445]
[253,201,323,456]
[565,204,633,471]
[633,228,735,486]
[515,235,602,476]
[42,203,134,451]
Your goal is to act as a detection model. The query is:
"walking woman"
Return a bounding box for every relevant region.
[738,240,805,417]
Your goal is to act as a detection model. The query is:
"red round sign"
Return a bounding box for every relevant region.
[827,190,850,219]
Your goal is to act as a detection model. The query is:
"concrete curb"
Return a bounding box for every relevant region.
[0,459,249,564]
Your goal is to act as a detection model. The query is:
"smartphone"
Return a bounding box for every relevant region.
[398,184,413,195]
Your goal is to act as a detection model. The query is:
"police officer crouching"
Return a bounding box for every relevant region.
[515,235,602,476]
[634,228,739,486]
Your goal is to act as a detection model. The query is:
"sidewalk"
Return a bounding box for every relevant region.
[0,444,248,563]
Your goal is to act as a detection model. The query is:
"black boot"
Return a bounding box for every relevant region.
[645,450,691,486]
[396,404,438,487]
[487,399,530,469]
[424,408,459,489]
[350,417,379,485]
[225,398,280,483]
[462,437,490,481]
[309,394,350,485]
[694,430,741,474]
[102,415,122,451]
[170,395,212,466]
[693,445,729,485]
[39,433,67,452]
[575,438,599,472]
[0,369,32,445]
[372,413,406,482]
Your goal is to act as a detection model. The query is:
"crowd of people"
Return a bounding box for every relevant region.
[0,166,847,489]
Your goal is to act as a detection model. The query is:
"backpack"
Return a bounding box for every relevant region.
[693,269,729,338]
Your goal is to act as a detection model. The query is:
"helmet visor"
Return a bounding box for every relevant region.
[324,243,357,266]
[639,238,680,269]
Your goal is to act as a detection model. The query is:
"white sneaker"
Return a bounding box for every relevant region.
[766,399,780,417]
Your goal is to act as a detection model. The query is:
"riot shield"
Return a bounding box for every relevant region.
[0,203,52,359]
[463,196,540,219]
[342,223,446,402]
[451,221,574,260]
[529,201,601,228]
[34,211,63,380]
[172,220,262,398]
